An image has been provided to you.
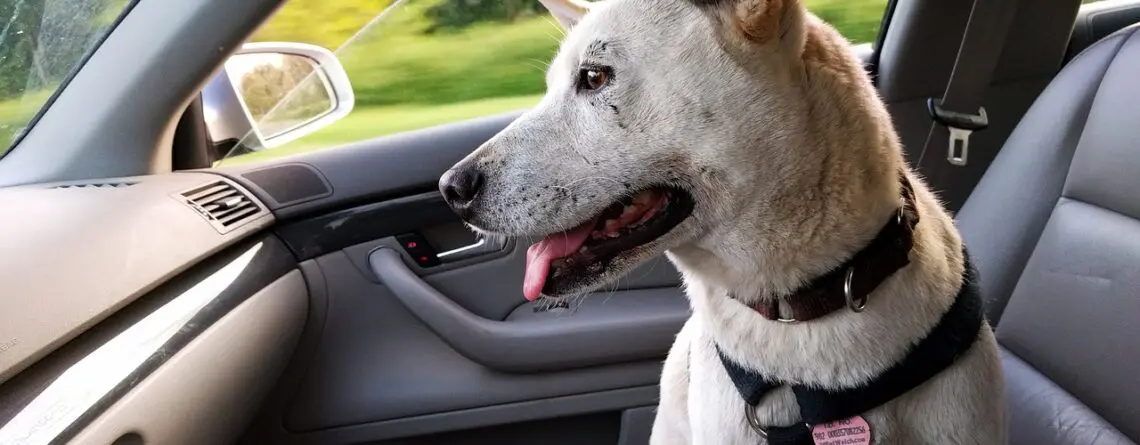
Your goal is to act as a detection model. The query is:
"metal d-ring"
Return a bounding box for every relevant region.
[744,404,768,438]
[844,267,867,312]
[745,405,812,440]
[776,313,799,324]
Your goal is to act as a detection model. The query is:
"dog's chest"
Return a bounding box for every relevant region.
[687,324,802,445]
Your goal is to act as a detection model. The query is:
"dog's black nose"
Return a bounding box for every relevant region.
[439,167,485,211]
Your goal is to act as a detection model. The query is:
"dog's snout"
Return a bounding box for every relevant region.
[439,167,485,214]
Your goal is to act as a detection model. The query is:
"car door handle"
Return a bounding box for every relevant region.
[369,247,689,373]
[437,237,505,262]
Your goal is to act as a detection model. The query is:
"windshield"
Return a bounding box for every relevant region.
[0,0,134,157]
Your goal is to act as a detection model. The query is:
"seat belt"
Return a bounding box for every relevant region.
[919,0,1021,169]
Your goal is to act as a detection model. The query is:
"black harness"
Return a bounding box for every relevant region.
[718,253,985,444]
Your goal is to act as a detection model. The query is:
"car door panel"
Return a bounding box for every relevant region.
[271,250,667,433]
[214,112,688,444]
[216,112,525,221]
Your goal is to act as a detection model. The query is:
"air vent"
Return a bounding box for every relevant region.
[178,180,264,233]
[53,181,137,189]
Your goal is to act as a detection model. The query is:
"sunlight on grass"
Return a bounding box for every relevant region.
[0,89,56,157]
[218,93,543,166]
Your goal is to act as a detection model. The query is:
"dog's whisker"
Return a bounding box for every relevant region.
[539,15,567,38]
[562,175,627,191]
[521,61,549,74]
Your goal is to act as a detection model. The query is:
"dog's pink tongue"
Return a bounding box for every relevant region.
[524,221,595,301]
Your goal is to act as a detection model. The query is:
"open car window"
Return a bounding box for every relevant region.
[217,0,891,166]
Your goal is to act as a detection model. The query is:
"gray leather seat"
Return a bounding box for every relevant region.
[956,24,1140,445]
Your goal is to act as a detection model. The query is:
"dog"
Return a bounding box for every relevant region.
[438,0,1007,443]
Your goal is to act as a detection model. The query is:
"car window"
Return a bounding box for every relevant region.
[0,0,135,158]
[221,0,890,165]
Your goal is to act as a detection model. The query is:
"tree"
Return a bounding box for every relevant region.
[250,0,392,50]
[424,0,546,32]
[0,0,127,100]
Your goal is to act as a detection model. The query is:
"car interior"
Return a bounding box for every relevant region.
[0,0,1138,444]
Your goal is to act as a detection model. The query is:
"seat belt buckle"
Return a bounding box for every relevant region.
[946,127,973,167]
[927,99,988,167]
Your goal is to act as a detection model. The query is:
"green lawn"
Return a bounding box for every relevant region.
[218,93,543,165]
[0,89,55,157]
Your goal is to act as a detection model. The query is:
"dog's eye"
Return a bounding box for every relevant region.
[578,68,610,91]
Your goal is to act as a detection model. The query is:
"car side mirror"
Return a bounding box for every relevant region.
[202,42,354,158]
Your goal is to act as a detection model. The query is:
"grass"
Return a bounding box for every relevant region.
[328,4,563,108]
[228,0,890,163]
[218,93,543,165]
[0,89,55,157]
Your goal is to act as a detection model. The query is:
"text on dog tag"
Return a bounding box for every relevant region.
[811,415,872,445]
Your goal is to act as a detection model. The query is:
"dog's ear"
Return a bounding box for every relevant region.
[539,0,593,30]
[692,0,806,57]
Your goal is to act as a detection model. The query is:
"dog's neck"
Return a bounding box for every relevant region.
[745,173,919,322]
[669,138,905,304]
[668,18,911,305]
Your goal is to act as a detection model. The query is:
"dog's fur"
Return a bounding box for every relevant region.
[443,0,1006,443]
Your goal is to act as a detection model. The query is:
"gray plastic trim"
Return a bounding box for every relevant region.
[368,248,689,373]
[215,111,523,220]
[258,386,657,445]
[618,406,657,445]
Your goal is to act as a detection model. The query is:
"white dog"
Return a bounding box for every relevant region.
[438,0,1006,443]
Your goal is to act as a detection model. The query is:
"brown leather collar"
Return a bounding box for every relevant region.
[745,173,919,323]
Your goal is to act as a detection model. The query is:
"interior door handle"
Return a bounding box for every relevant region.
[437,237,505,262]
[369,247,689,373]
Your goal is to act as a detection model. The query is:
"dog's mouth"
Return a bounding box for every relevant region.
[523,186,694,300]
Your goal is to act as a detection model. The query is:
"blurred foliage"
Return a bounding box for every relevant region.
[0,0,129,149]
[424,0,547,32]
[247,0,393,50]
[0,0,128,100]
[251,0,890,110]
[235,53,335,137]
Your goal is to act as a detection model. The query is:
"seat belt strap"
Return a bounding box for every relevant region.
[921,0,1021,168]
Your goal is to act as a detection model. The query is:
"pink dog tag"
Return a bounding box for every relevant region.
[810,415,872,445]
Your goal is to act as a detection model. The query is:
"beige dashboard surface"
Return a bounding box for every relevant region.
[0,172,272,385]
[67,271,307,445]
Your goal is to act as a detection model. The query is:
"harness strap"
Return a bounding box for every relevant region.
[718,252,984,443]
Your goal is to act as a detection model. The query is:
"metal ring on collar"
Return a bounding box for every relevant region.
[745,405,812,439]
[744,404,768,438]
[844,267,867,312]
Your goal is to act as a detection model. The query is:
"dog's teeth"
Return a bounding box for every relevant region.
[579,246,588,253]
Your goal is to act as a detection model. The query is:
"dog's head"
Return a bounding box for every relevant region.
[440,0,825,301]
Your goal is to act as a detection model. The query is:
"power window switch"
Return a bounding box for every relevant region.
[396,233,441,268]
